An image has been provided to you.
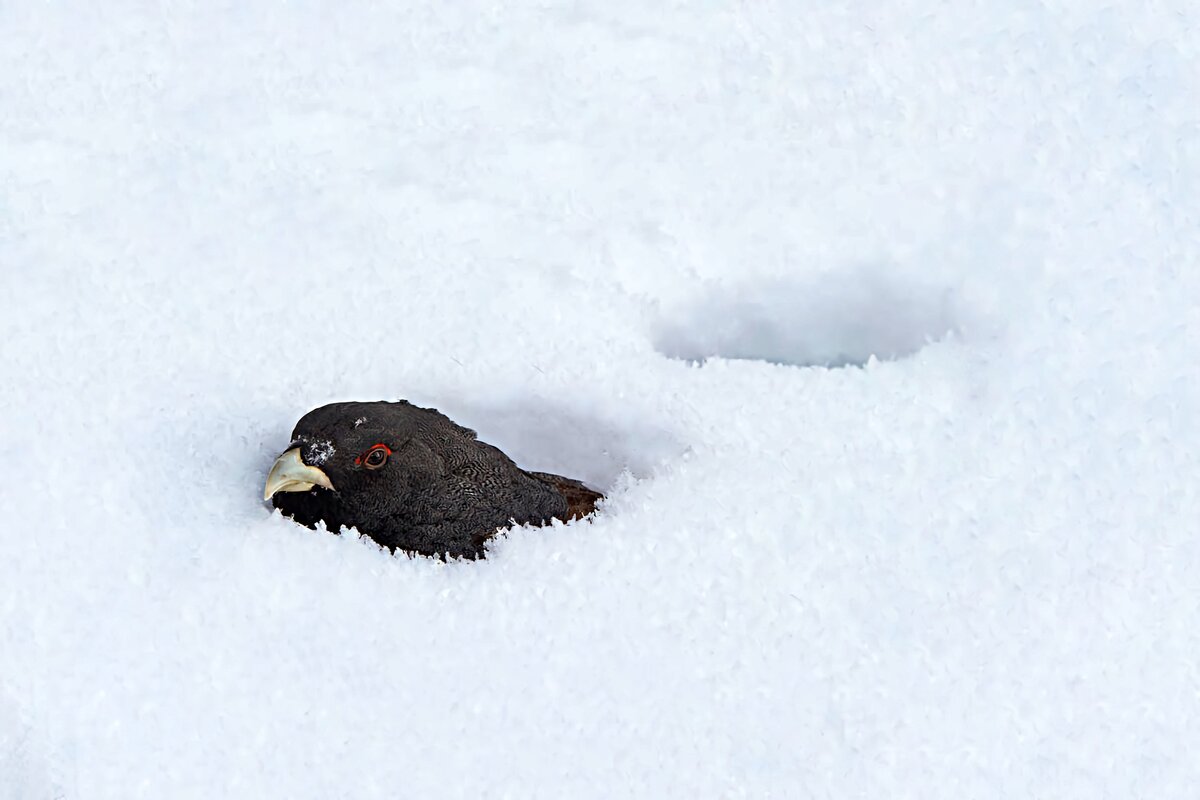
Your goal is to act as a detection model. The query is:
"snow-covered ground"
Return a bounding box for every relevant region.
[2,2,1198,797]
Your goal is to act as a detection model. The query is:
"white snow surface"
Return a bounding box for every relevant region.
[2,2,1199,797]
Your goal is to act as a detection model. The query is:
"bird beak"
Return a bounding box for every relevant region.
[264,447,335,500]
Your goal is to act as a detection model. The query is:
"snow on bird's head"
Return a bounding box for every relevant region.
[294,433,336,465]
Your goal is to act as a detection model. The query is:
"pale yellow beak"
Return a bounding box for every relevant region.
[264,447,334,501]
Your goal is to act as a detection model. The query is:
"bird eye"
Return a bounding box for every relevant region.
[361,444,391,469]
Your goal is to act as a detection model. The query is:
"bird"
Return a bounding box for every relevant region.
[263,400,603,559]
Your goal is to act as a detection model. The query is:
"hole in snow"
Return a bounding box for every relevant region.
[653,267,961,368]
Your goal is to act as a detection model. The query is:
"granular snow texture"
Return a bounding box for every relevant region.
[2,2,1198,797]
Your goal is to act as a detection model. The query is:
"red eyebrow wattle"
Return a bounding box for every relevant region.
[355,443,392,465]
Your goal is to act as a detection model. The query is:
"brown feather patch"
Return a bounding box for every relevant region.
[528,471,604,521]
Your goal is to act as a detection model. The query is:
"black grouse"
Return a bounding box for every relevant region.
[263,400,602,559]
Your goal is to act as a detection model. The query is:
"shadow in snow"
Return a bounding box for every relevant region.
[654,267,961,368]
[434,398,683,493]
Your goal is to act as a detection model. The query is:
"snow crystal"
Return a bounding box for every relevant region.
[307,440,335,466]
[2,3,1198,798]
[292,433,335,465]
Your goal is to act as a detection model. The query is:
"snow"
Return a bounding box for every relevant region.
[2,1,1198,797]
[295,435,337,467]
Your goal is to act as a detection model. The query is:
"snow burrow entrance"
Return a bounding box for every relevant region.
[654,269,961,368]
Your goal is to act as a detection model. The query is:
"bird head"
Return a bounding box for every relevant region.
[263,401,432,504]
